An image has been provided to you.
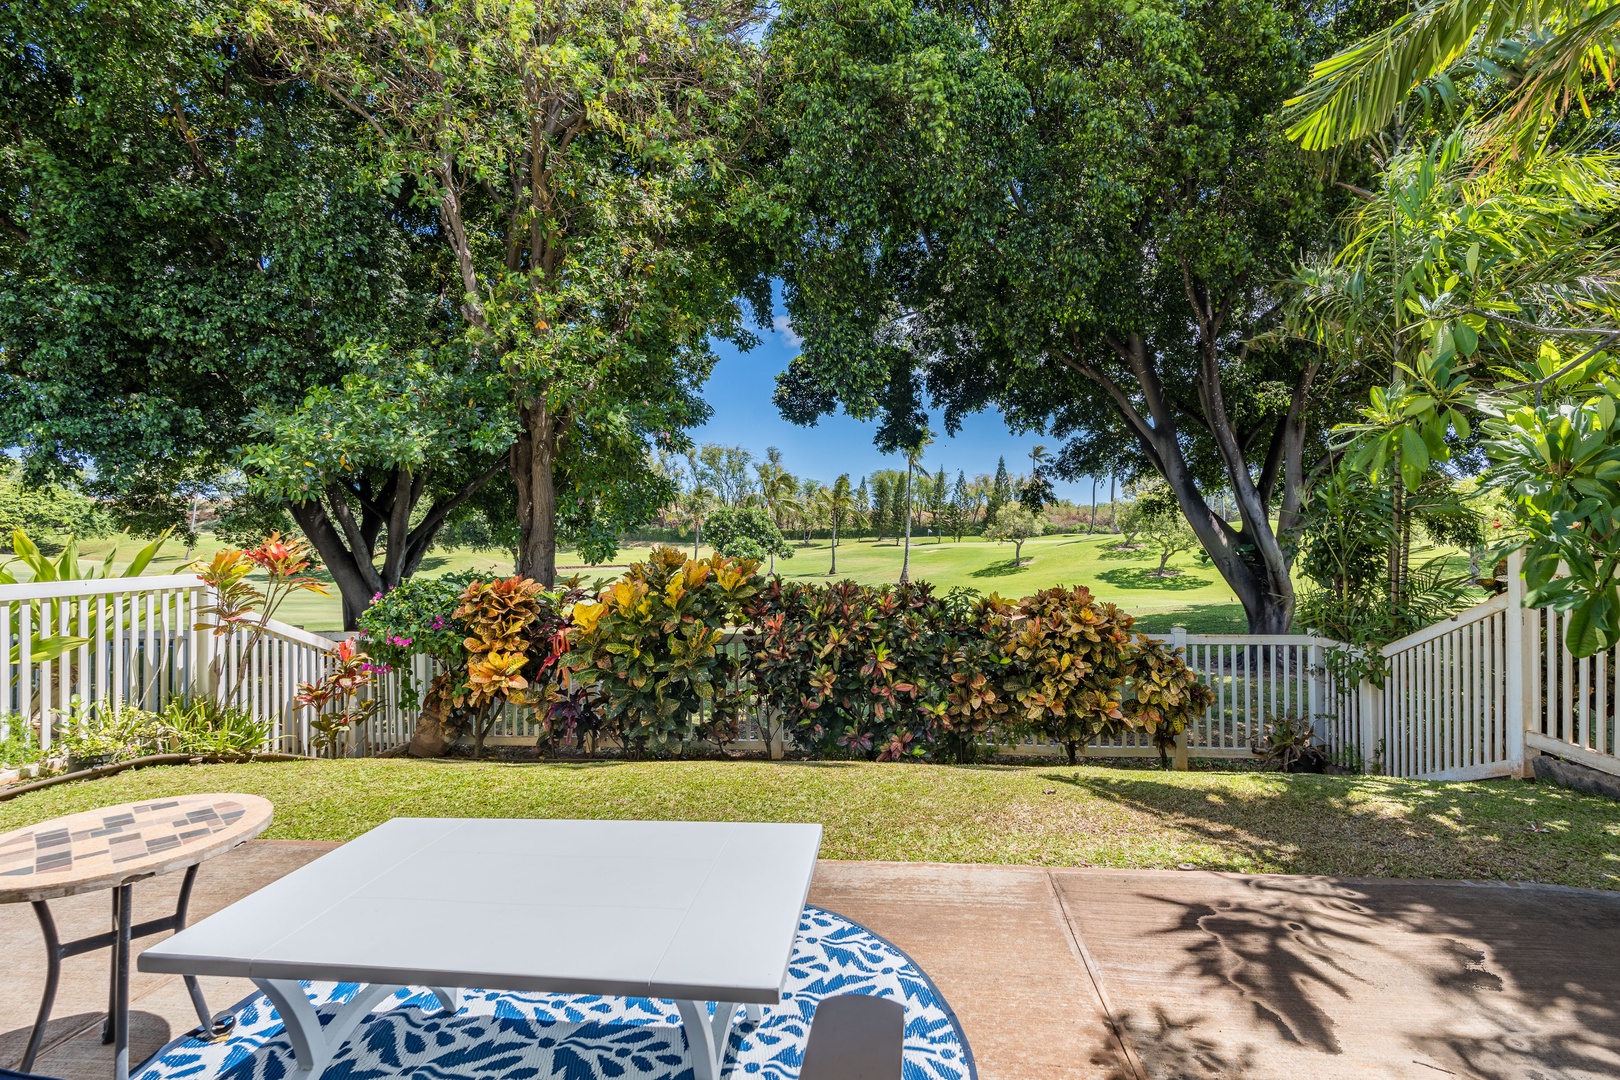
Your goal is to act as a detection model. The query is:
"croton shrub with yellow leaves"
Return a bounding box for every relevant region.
[996,586,1213,765]
[565,547,762,755]
[450,575,588,758]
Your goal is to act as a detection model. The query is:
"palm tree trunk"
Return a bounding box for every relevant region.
[829,517,838,574]
[900,463,914,583]
[1088,477,1097,534]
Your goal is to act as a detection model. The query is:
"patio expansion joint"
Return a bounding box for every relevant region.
[1044,869,1149,1080]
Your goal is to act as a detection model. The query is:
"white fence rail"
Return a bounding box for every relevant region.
[7,549,1620,783]
[0,575,210,752]
[1528,604,1620,776]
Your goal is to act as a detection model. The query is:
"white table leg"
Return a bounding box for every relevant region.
[253,981,460,1080]
[675,999,742,1080]
[745,1003,762,1024]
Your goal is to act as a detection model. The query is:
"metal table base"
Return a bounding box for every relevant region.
[21,864,235,1080]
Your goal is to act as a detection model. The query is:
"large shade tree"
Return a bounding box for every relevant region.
[0,0,452,541]
[758,0,1380,631]
[240,0,770,585]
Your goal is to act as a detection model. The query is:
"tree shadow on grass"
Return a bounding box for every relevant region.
[1096,541,1150,561]
[970,558,1031,578]
[1097,566,1212,591]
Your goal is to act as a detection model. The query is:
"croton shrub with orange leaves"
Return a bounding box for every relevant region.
[451,575,588,758]
[992,587,1213,765]
[742,581,1211,765]
[565,547,762,755]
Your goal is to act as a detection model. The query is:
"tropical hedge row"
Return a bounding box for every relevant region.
[355,546,1212,764]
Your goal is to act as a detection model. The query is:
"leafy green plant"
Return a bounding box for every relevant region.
[1,528,172,667]
[567,548,761,755]
[0,718,43,770]
[159,698,276,757]
[357,571,480,707]
[59,702,166,769]
[295,639,381,758]
[1252,713,1327,773]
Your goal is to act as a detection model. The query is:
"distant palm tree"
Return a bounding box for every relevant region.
[1029,444,1048,478]
[755,447,798,530]
[817,475,856,575]
[680,485,714,558]
[899,433,933,584]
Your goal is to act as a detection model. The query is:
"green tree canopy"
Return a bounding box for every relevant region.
[240,0,770,586]
[758,0,1379,631]
[0,0,448,540]
[705,504,792,565]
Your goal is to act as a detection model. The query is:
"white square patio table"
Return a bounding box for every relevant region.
[138,818,823,1080]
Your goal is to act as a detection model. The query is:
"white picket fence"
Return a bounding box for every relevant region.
[7,551,1619,783]
[0,574,340,758]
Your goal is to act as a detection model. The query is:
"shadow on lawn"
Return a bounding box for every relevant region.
[969,558,1031,578]
[1096,541,1150,561]
[1096,566,1212,591]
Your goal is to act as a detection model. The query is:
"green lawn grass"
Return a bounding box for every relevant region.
[70,531,1252,634]
[3,759,1616,889]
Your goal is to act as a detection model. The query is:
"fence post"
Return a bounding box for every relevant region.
[1504,549,1530,778]
[1358,673,1379,775]
[1171,626,1189,771]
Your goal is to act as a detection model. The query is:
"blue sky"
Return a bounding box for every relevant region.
[692,315,1100,501]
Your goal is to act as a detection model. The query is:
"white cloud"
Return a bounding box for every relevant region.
[772,314,803,348]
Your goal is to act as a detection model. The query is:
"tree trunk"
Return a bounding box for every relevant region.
[829,518,838,575]
[1088,477,1097,534]
[289,501,379,631]
[1108,475,1117,532]
[900,463,913,583]
[512,399,558,585]
[407,682,452,758]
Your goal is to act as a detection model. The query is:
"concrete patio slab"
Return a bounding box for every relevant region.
[4,842,1618,1080]
[1055,868,1620,1080]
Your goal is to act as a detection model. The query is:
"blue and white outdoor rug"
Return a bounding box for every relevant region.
[135,906,975,1080]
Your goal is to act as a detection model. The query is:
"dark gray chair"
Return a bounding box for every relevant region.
[799,994,905,1080]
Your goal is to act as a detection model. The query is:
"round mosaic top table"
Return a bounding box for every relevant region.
[0,793,273,1080]
[0,793,272,903]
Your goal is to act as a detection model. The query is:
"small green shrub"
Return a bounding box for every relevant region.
[159,698,275,756]
[59,702,166,767]
[1000,586,1212,765]
[1252,713,1328,773]
[742,581,1212,765]
[742,578,962,760]
[566,547,761,755]
[357,570,480,708]
[0,718,42,769]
